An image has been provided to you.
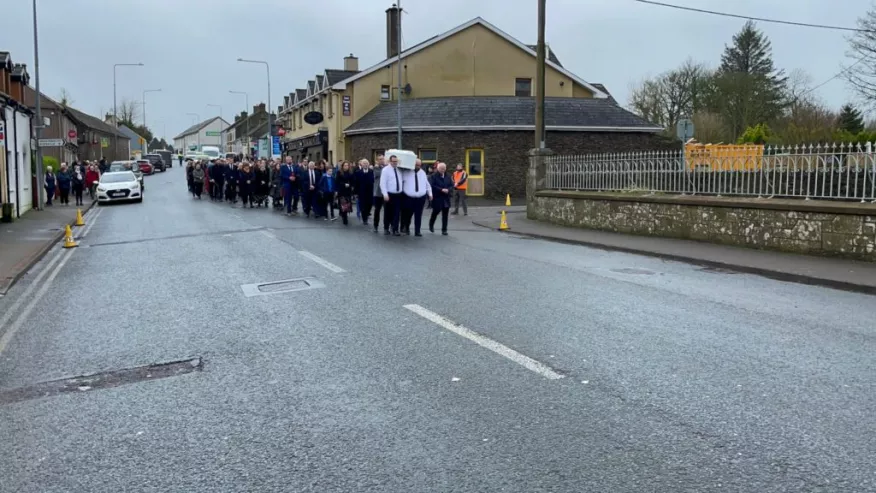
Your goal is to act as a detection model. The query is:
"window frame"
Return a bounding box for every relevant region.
[372,149,385,164]
[418,148,437,164]
[514,78,532,97]
[380,85,391,101]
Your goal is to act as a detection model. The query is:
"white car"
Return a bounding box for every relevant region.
[96,171,143,204]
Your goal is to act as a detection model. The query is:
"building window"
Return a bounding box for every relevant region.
[515,78,532,97]
[418,148,437,164]
[372,149,385,164]
[380,85,391,101]
[466,149,483,176]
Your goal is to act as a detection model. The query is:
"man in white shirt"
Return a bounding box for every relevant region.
[401,159,433,236]
[379,154,404,236]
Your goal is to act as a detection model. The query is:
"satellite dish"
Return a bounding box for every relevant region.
[304,111,324,125]
[403,83,412,95]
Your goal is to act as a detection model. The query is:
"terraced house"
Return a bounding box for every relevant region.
[278,5,668,199]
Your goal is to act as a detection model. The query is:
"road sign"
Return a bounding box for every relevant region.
[39,138,65,147]
[68,129,77,139]
[205,131,221,137]
[0,121,5,148]
[100,137,109,148]
[676,118,695,142]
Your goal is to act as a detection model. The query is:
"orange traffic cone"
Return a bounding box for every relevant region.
[74,208,85,227]
[499,211,509,230]
[505,194,511,207]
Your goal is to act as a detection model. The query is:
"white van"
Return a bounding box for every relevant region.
[200,146,222,160]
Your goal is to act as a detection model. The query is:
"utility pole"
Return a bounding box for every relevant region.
[236,59,271,158]
[142,88,160,153]
[113,62,143,159]
[396,0,403,149]
[32,0,44,209]
[534,0,546,149]
[229,90,248,155]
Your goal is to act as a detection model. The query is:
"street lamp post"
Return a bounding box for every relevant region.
[113,62,143,159]
[229,90,248,156]
[32,0,45,209]
[236,58,271,158]
[207,104,222,152]
[142,88,161,152]
[186,112,200,151]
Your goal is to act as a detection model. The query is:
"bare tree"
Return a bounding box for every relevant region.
[116,98,141,125]
[844,6,876,105]
[629,59,713,131]
[773,69,838,144]
[57,88,74,107]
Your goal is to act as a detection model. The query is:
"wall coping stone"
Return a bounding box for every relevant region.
[535,190,876,216]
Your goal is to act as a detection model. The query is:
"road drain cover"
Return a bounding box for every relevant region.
[241,277,325,297]
[610,268,655,275]
[0,357,203,406]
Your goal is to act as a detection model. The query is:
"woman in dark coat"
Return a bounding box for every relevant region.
[185,160,194,193]
[56,163,72,205]
[429,162,454,235]
[238,162,255,208]
[335,161,355,226]
[253,161,270,207]
[71,164,86,206]
[44,166,56,206]
[191,163,205,199]
[270,162,283,209]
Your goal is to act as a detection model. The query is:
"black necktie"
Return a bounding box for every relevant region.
[394,168,400,192]
[415,171,419,192]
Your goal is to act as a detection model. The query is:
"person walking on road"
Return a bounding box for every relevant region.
[372,155,385,232]
[430,162,454,235]
[355,159,374,226]
[336,161,355,225]
[56,163,72,206]
[401,158,432,236]
[192,162,205,199]
[452,163,468,216]
[380,154,404,236]
[44,166,56,206]
[71,164,85,206]
[280,156,297,215]
[317,166,337,221]
[302,161,320,218]
[238,162,255,208]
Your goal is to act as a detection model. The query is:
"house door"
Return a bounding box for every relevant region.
[465,148,484,196]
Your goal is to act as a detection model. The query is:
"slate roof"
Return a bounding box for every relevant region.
[315,75,325,90]
[525,45,563,67]
[65,106,129,138]
[0,52,10,67]
[324,69,359,86]
[307,80,316,94]
[295,89,307,101]
[344,96,661,134]
[173,116,225,140]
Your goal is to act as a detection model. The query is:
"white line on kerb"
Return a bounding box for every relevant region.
[0,251,65,332]
[298,250,346,273]
[403,304,565,380]
[78,208,103,238]
[0,249,76,355]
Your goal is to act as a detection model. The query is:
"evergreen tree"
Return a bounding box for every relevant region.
[709,21,787,138]
[837,103,865,134]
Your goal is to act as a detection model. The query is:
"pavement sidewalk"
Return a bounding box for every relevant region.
[0,202,95,296]
[472,213,876,295]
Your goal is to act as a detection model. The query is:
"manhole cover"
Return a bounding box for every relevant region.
[610,268,655,275]
[241,277,325,297]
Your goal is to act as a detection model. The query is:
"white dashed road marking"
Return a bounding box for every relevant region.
[298,250,346,273]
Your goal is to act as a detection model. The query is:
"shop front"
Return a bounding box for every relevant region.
[284,130,328,163]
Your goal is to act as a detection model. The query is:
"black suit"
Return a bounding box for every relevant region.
[429,172,454,233]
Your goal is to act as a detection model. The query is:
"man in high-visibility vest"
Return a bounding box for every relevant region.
[452,164,468,216]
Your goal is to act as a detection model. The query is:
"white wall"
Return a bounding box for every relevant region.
[175,118,229,153]
[3,106,34,217]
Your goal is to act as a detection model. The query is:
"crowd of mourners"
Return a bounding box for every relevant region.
[43,159,105,207]
[184,154,470,236]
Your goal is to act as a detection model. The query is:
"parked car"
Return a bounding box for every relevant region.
[143,153,166,172]
[155,150,173,168]
[96,171,143,204]
[137,159,155,175]
[109,160,145,190]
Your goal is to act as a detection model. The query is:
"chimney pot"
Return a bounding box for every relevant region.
[386,4,400,59]
[344,53,359,72]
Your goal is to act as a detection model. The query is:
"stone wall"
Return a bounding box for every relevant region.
[531,191,876,261]
[348,131,674,200]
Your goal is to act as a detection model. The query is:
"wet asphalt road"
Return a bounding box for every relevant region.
[0,166,874,492]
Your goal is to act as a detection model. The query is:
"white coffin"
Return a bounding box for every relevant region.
[385,149,417,170]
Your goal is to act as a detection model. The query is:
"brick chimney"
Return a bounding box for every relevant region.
[0,52,11,95]
[255,103,266,114]
[344,53,359,72]
[386,4,400,59]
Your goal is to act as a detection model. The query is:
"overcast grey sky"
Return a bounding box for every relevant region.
[2,0,870,140]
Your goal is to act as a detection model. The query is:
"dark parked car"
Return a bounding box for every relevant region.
[109,160,145,190]
[156,150,173,168]
[143,153,166,172]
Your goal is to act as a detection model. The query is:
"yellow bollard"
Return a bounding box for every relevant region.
[62,225,78,249]
[74,208,85,227]
[499,210,510,230]
[505,194,511,207]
